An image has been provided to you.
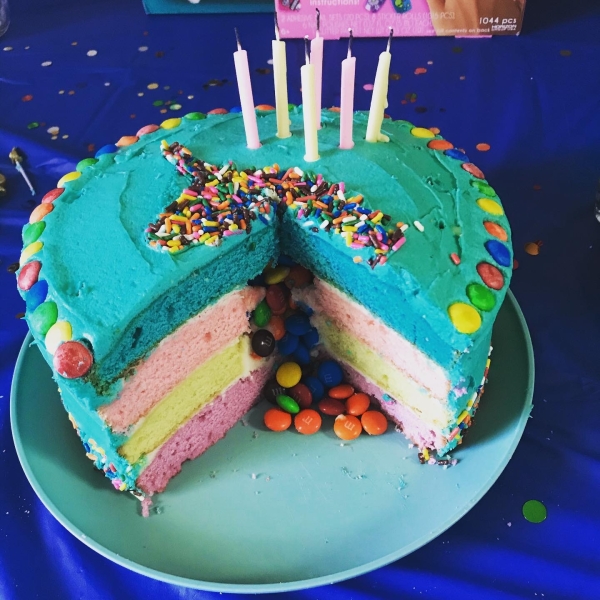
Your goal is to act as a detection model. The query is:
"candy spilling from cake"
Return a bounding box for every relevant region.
[15,109,512,511]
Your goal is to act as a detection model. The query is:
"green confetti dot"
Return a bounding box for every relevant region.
[27,122,40,129]
[169,103,182,111]
[152,100,164,107]
[184,112,206,121]
[523,499,547,523]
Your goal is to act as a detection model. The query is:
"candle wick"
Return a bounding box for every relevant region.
[274,12,280,41]
[386,27,393,53]
[234,27,242,51]
[316,8,320,36]
[304,35,310,65]
[347,28,353,59]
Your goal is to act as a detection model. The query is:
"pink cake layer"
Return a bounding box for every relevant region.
[340,361,447,450]
[136,362,273,495]
[295,279,449,399]
[100,287,264,433]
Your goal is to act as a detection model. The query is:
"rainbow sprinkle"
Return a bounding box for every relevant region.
[146,141,409,268]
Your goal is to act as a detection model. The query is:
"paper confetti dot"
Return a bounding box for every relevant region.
[459,75,466,80]
[41,61,52,67]
[25,46,30,50]
[71,41,78,46]
[130,114,136,119]
[513,259,519,270]
[267,58,273,65]
[87,50,98,57]
[363,83,374,91]
[160,108,167,114]
[59,90,64,94]
[187,95,194,100]
[138,46,148,52]
[152,100,163,107]
[137,92,144,97]
[47,126,59,135]
[3,46,13,51]
[27,122,39,130]
[429,127,440,135]
[389,73,400,80]
[414,67,427,75]
[155,51,164,58]
[559,49,571,57]
[523,500,547,523]
[476,143,491,152]
[169,103,182,111]
[164,85,170,90]
[68,90,75,95]
[51,136,58,140]
[452,46,463,53]
[427,60,433,65]
[147,83,159,90]
[62,134,69,139]
[22,95,33,102]
[104,82,111,86]
[524,242,540,256]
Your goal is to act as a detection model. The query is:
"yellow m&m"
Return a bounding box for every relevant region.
[448,303,481,334]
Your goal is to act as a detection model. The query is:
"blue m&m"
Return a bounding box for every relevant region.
[285,313,312,336]
[318,360,343,388]
[278,332,299,355]
[303,376,325,402]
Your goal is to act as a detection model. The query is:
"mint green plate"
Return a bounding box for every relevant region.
[11,291,534,593]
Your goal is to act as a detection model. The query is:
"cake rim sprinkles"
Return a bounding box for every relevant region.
[15,107,512,504]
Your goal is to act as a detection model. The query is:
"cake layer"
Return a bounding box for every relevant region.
[316,319,453,429]
[100,287,264,433]
[339,362,447,451]
[294,278,449,399]
[137,362,272,494]
[120,335,255,463]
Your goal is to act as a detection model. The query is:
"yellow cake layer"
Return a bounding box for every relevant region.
[316,318,453,428]
[120,336,251,463]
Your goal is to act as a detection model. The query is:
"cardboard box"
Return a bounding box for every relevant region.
[276,0,526,39]
[142,0,273,15]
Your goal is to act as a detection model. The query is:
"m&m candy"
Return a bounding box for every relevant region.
[318,397,346,416]
[303,376,325,402]
[361,411,388,435]
[278,332,299,355]
[328,384,354,400]
[289,383,312,409]
[285,313,312,336]
[265,285,287,314]
[276,362,302,388]
[253,300,271,327]
[264,408,292,431]
[263,379,286,404]
[294,409,322,435]
[318,360,343,388]
[333,414,362,440]
[268,315,286,340]
[276,394,300,414]
[302,327,319,348]
[292,342,310,365]
[251,329,275,357]
[345,393,370,416]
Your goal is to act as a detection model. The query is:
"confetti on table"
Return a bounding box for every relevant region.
[427,60,433,65]
[138,46,148,52]
[389,73,401,81]
[255,67,271,75]
[3,46,13,51]
[71,41,78,45]
[155,51,164,58]
[87,49,98,57]
[187,95,194,100]
[523,499,547,523]
[560,49,572,57]
[513,259,519,270]
[476,143,491,152]
[153,100,163,107]
[59,90,64,94]
[429,127,440,134]
[169,103,182,111]
[147,83,159,90]
[524,241,542,256]
[267,58,273,65]
[22,95,33,102]
[104,82,111,86]
[47,126,59,135]
[41,61,52,67]
[452,46,462,53]
[27,122,39,130]
[363,83,374,91]
[533,184,542,191]
[137,92,144,97]
[459,75,466,80]
[414,67,427,75]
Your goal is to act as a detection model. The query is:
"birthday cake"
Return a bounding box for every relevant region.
[16,108,512,505]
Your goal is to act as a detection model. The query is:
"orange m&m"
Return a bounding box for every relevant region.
[345,393,370,416]
[333,414,362,440]
[294,409,322,435]
[264,408,292,432]
[361,411,388,435]
[328,384,354,399]
[268,315,286,340]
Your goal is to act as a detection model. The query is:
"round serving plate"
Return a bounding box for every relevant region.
[11,291,534,593]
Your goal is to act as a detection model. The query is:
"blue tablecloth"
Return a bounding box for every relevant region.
[1,0,600,597]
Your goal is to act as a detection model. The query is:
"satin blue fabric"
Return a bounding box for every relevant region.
[1,0,600,597]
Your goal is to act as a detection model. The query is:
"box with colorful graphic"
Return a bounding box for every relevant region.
[276,0,526,38]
